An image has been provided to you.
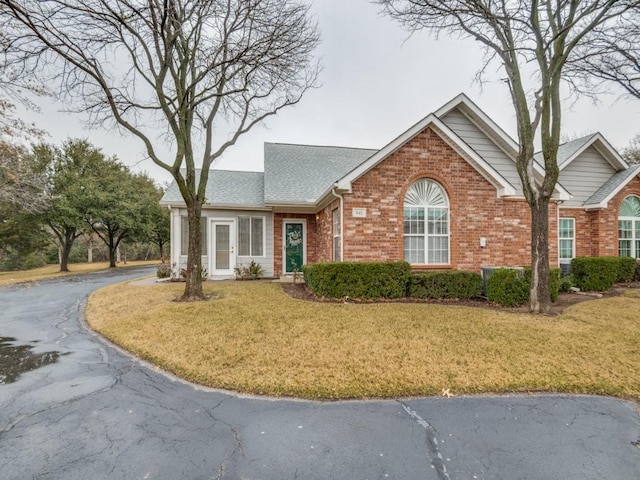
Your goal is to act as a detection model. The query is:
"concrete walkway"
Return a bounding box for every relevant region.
[1,267,639,479]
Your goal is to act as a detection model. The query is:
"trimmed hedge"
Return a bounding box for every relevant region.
[302,261,411,299]
[486,269,529,307]
[408,270,482,299]
[486,267,562,307]
[571,257,635,291]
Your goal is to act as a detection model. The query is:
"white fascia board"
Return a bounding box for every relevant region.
[336,113,517,197]
[436,93,520,156]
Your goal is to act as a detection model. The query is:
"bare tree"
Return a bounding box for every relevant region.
[377,0,638,313]
[569,7,640,99]
[0,0,320,300]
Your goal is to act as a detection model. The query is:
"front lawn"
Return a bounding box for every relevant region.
[86,281,640,400]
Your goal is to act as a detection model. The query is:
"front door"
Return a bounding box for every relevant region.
[211,220,235,276]
[283,221,305,274]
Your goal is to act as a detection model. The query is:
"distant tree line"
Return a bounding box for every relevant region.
[0,137,169,272]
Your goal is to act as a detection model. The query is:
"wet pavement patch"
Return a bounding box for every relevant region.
[0,336,65,384]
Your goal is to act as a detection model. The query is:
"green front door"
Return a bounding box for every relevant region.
[284,222,304,273]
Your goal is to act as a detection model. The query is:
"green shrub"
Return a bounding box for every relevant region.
[156,264,171,278]
[616,257,637,283]
[408,270,482,299]
[635,261,640,282]
[559,275,574,293]
[302,261,411,299]
[571,257,626,291]
[486,268,529,307]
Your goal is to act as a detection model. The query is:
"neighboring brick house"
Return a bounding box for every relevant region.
[160,94,640,278]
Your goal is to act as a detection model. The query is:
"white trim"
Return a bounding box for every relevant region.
[336,113,517,197]
[282,219,307,274]
[209,218,236,277]
[435,93,520,156]
[584,165,640,210]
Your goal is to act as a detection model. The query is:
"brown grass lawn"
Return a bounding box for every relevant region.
[0,260,159,286]
[87,281,640,400]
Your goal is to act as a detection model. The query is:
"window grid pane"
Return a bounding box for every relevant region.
[238,217,250,256]
[251,217,263,256]
[404,236,425,264]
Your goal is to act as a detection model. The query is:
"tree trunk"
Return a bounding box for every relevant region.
[87,243,93,263]
[58,228,78,273]
[529,197,551,314]
[180,201,204,301]
[59,240,73,272]
[108,233,117,268]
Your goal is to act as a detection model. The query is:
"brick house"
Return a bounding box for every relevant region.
[161,94,640,278]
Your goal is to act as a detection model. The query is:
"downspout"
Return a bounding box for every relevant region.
[331,185,344,261]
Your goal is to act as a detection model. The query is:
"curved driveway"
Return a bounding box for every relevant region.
[1,267,639,479]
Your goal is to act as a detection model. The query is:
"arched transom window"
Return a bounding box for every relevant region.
[619,195,640,259]
[403,179,449,264]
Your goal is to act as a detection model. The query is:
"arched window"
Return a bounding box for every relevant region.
[619,195,640,258]
[403,179,449,264]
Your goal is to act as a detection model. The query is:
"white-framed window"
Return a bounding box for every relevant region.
[403,179,449,264]
[180,216,208,256]
[558,217,575,263]
[619,195,640,259]
[332,208,340,261]
[238,216,265,257]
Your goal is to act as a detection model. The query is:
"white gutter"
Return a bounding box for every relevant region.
[331,185,344,261]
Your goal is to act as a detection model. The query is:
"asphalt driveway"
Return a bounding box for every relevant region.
[1,267,639,479]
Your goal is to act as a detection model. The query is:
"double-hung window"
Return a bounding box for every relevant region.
[403,179,449,265]
[558,218,575,263]
[238,216,264,257]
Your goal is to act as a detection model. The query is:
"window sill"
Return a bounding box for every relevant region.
[410,264,453,271]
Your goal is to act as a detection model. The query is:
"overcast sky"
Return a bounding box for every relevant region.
[19,0,640,185]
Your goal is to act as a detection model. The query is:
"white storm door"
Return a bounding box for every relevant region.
[210,219,235,276]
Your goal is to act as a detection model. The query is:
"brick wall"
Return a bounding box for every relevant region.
[338,127,559,271]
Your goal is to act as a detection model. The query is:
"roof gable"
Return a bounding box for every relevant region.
[535,133,628,172]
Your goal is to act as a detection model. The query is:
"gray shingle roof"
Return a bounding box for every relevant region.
[263,143,377,204]
[585,164,640,206]
[160,170,264,207]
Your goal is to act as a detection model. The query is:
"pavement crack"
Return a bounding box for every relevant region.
[398,401,451,480]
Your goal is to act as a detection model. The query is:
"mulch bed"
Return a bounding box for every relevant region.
[281,283,634,316]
